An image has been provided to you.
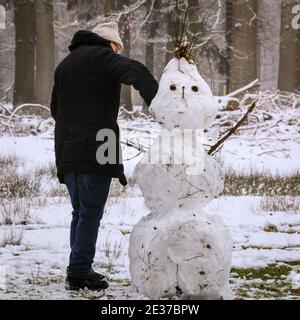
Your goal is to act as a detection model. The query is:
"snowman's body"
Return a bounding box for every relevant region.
[128,58,232,299]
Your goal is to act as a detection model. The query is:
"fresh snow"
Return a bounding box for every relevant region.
[0,97,300,299]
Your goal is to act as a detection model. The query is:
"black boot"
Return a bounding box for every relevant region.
[66,268,109,291]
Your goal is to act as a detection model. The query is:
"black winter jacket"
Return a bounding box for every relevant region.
[50,30,159,185]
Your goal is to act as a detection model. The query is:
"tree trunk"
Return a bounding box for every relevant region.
[227,0,258,91]
[143,0,161,113]
[13,0,35,106]
[120,15,133,111]
[104,0,117,15]
[296,30,300,91]
[35,0,55,106]
[145,37,154,75]
[225,0,233,92]
[145,0,161,74]
[278,0,300,92]
[257,0,281,91]
[118,0,133,111]
[165,7,176,65]
[188,0,200,35]
[0,1,15,102]
[67,0,101,20]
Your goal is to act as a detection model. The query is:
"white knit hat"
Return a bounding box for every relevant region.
[92,22,123,53]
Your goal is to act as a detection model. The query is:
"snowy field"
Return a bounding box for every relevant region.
[0,96,300,300]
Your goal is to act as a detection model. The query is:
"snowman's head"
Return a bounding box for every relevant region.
[150,58,218,130]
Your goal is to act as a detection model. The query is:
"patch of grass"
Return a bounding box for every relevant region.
[31,197,47,209]
[232,264,292,281]
[109,179,126,197]
[263,224,279,233]
[223,169,300,196]
[47,184,68,198]
[0,154,22,168]
[231,262,300,299]
[234,282,297,300]
[111,278,131,287]
[0,153,40,200]
[0,227,24,247]
[0,199,32,225]
[0,169,40,200]
[103,233,125,273]
[108,177,142,198]
[25,275,63,286]
[260,196,300,212]
[26,264,63,286]
[35,162,57,179]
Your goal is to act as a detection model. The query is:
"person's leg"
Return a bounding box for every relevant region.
[64,172,80,249]
[68,174,111,273]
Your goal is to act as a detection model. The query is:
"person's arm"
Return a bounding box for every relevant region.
[50,83,58,121]
[101,48,159,106]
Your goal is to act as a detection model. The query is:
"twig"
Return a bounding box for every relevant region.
[133,0,155,43]
[120,139,148,153]
[123,151,143,161]
[116,0,147,23]
[208,101,257,155]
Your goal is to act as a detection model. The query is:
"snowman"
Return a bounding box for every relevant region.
[128,57,233,300]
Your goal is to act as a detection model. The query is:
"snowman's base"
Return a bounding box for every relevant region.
[128,209,233,300]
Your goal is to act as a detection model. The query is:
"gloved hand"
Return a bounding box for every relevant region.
[119,174,127,186]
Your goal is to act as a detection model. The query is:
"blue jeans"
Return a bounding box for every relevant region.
[64,173,112,273]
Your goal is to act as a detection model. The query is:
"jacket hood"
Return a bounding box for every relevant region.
[68,30,111,52]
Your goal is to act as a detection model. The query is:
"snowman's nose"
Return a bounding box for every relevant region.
[182,86,185,99]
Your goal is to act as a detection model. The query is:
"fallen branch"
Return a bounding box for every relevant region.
[208,100,257,155]
[7,103,50,134]
[227,79,260,98]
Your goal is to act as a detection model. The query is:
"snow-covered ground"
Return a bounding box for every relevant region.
[0,100,300,300]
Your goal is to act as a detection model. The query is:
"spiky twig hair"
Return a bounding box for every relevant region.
[173,0,194,63]
[171,0,221,64]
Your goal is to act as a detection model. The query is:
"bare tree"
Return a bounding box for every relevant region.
[226,0,258,92]
[13,0,35,106]
[0,0,14,102]
[257,0,281,91]
[278,0,300,92]
[35,0,55,106]
[165,1,177,64]
[117,0,133,111]
[297,29,300,91]
[67,0,102,20]
[145,0,160,75]
[104,0,118,15]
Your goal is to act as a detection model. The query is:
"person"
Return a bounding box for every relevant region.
[50,22,159,291]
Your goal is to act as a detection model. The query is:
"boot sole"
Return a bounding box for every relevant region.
[65,281,109,291]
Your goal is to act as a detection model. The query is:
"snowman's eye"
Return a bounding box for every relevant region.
[170,84,176,91]
[191,86,199,92]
